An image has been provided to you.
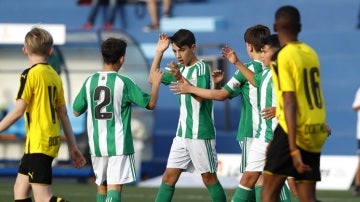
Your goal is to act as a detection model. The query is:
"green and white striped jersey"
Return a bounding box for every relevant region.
[223,60,263,141]
[162,60,216,139]
[254,67,277,142]
[73,71,151,157]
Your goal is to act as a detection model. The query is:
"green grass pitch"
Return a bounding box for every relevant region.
[0,179,359,201]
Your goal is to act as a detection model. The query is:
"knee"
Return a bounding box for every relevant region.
[201,172,218,186]
[240,172,261,188]
[161,171,180,186]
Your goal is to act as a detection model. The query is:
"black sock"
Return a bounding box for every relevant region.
[15,198,32,202]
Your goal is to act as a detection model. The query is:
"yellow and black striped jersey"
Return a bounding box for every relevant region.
[271,42,327,153]
[17,63,66,157]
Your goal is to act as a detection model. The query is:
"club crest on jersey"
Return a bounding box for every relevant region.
[233,83,240,89]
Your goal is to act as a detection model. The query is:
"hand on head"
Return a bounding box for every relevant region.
[157,33,171,53]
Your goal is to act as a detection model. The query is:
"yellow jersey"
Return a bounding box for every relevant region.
[17,63,66,157]
[271,42,327,153]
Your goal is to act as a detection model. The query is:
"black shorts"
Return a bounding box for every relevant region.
[264,124,321,182]
[18,153,54,184]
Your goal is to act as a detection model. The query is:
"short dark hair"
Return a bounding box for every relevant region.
[261,34,280,50]
[275,5,301,34]
[170,29,196,48]
[244,24,271,52]
[101,37,127,64]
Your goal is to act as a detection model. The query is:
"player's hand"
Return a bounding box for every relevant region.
[156,33,170,53]
[221,45,239,65]
[167,61,183,82]
[325,123,332,137]
[70,148,86,169]
[212,70,224,85]
[169,79,192,95]
[150,68,164,85]
[261,107,276,119]
[290,149,311,173]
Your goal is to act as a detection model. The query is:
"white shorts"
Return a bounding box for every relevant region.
[239,137,254,173]
[166,136,218,174]
[245,138,268,172]
[91,155,136,186]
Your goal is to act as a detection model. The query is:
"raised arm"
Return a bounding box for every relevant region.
[221,45,257,87]
[146,68,163,109]
[148,33,170,83]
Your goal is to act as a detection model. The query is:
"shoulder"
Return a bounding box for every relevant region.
[195,60,211,76]
[245,60,262,72]
[197,59,210,70]
[118,74,135,84]
[20,67,32,77]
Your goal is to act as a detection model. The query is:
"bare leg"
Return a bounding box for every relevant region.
[14,174,32,200]
[296,182,317,202]
[31,183,54,202]
[161,168,182,185]
[261,173,287,202]
[354,157,360,195]
[146,0,159,27]
[201,172,219,186]
[162,0,172,17]
[286,177,298,198]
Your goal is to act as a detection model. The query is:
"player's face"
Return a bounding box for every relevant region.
[261,45,275,67]
[171,43,196,66]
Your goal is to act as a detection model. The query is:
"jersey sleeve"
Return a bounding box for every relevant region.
[123,77,151,108]
[161,71,176,85]
[73,81,88,115]
[16,68,32,104]
[223,70,246,99]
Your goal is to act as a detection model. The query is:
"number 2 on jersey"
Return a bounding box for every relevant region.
[94,86,113,120]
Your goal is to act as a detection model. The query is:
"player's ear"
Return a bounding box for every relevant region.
[191,44,196,53]
[246,43,253,52]
[273,23,277,32]
[22,46,28,56]
[119,55,125,65]
[48,47,54,57]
